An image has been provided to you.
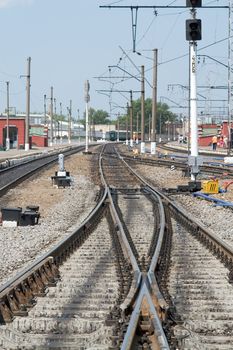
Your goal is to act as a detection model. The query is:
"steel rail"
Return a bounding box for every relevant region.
[120,153,233,177]
[121,152,233,280]
[0,145,86,196]
[144,187,168,310]
[99,144,142,315]
[100,145,170,349]
[0,180,108,323]
[0,145,83,172]
[158,143,228,158]
[121,284,170,350]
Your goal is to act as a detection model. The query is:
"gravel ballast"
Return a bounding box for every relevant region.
[0,152,99,285]
[133,162,233,249]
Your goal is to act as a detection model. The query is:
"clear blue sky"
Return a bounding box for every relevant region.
[0,0,229,121]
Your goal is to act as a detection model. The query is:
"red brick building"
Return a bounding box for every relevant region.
[0,116,48,149]
[198,122,233,147]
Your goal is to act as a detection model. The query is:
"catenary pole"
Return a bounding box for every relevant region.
[6,81,10,151]
[68,100,72,144]
[44,95,47,125]
[151,48,158,154]
[77,109,80,143]
[228,0,233,154]
[60,102,63,143]
[50,87,53,146]
[54,98,57,142]
[25,57,31,151]
[50,87,54,146]
[130,90,133,147]
[126,102,129,146]
[189,11,198,180]
[84,80,90,153]
[140,65,145,153]
[117,112,120,142]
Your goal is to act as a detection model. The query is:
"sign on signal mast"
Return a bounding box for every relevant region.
[84,80,90,102]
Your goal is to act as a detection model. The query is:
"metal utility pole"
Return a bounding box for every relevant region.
[68,100,72,144]
[185,3,202,180]
[136,112,139,144]
[44,94,47,125]
[228,0,233,154]
[159,114,162,142]
[77,109,80,143]
[141,65,145,153]
[84,80,90,153]
[25,57,31,151]
[190,38,198,179]
[130,90,133,147]
[148,114,151,141]
[60,102,63,143]
[126,103,129,145]
[117,112,120,142]
[6,81,10,151]
[54,98,57,142]
[151,48,158,155]
[50,86,53,146]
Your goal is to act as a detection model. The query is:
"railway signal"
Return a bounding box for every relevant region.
[186,19,202,41]
[186,0,202,7]
[186,6,202,180]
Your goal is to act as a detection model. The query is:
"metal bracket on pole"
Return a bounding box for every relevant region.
[188,155,203,179]
[131,7,138,53]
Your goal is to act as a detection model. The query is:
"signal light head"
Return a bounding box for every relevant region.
[186,19,202,41]
[186,0,202,7]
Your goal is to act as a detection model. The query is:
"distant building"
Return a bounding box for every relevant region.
[0,113,48,149]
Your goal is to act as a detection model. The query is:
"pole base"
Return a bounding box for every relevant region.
[151,142,156,155]
[5,138,10,151]
[25,143,30,151]
[141,142,145,154]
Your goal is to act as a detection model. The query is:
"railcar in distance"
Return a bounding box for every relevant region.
[107,130,130,141]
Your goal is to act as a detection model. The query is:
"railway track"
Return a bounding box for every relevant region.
[118,151,233,178]
[0,145,86,195]
[0,143,233,349]
[120,149,233,349]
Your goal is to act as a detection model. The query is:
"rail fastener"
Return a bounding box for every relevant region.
[0,257,59,324]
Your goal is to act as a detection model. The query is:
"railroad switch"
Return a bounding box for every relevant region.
[51,153,71,188]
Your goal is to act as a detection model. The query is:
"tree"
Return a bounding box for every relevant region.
[92,109,110,124]
[117,98,178,133]
[80,108,111,129]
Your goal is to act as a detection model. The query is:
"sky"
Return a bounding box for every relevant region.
[0,0,230,121]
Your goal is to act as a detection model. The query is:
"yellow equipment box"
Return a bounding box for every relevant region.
[202,179,219,194]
